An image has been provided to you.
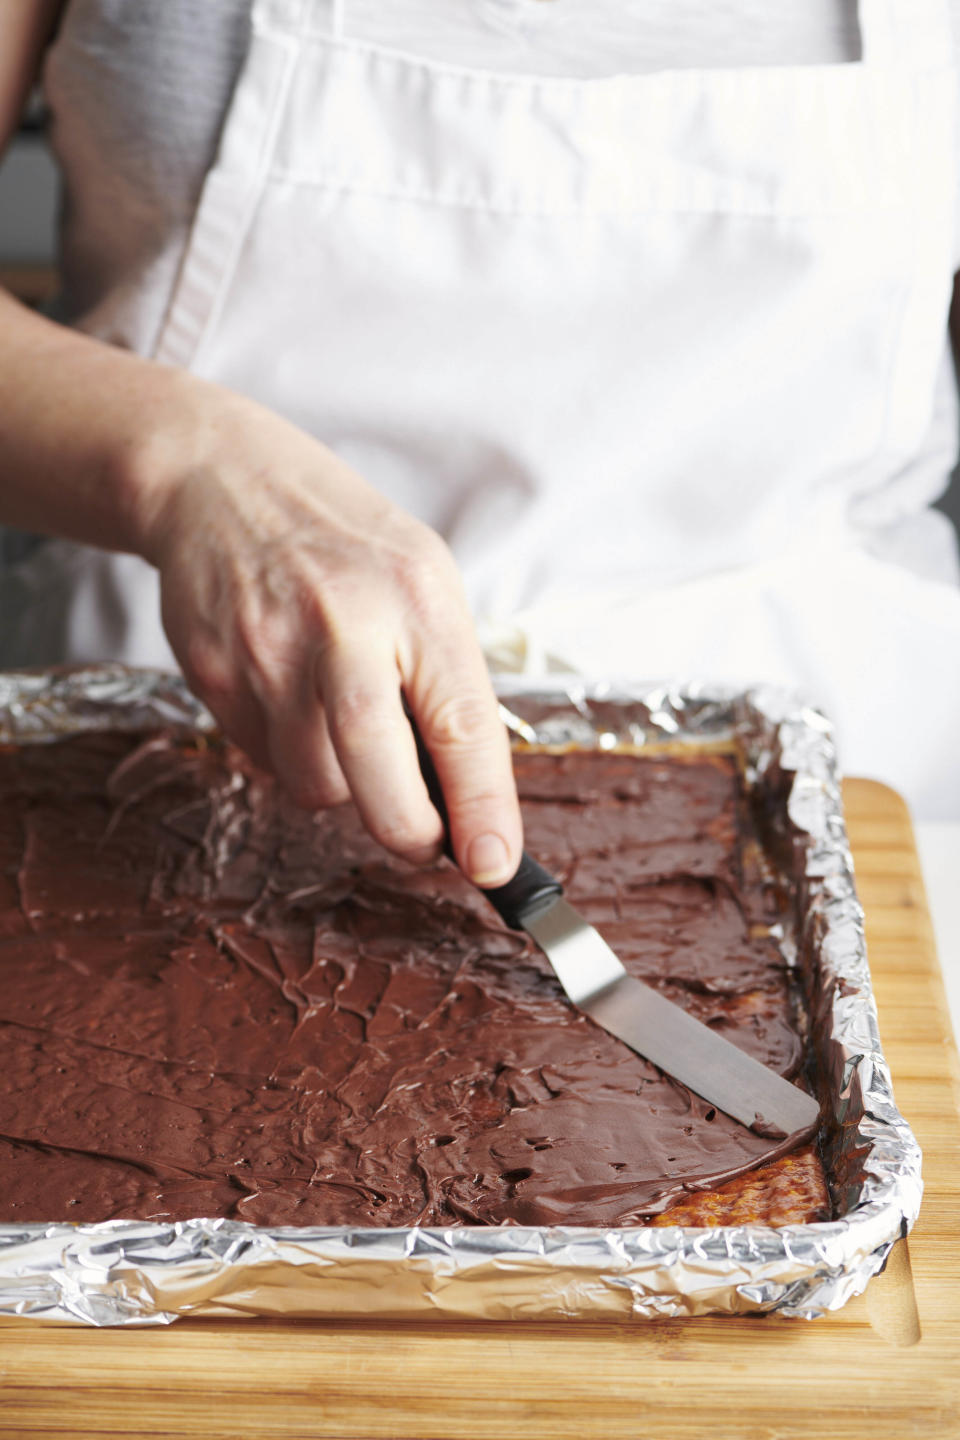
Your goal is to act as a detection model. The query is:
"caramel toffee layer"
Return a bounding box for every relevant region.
[0,731,821,1227]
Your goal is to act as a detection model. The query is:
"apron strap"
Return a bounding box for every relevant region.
[260,0,947,67]
[254,0,345,37]
[252,0,345,39]
[251,0,306,31]
[858,0,953,68]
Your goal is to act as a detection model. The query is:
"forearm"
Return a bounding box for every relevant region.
[0,285,188,557]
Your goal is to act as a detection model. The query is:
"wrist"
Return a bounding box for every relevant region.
[107,363,225,568]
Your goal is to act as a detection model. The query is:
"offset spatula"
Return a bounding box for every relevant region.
[410,719,819,1139]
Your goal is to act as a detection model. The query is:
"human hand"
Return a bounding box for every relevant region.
[138,378,522,885]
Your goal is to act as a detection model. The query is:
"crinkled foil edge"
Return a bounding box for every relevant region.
[0,666,922,1325]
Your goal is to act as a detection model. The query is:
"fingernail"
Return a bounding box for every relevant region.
[466,833,512,886]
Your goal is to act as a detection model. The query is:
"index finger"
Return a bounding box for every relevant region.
[402,644,523,889]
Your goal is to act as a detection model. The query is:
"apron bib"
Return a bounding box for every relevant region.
[4,0,959,814]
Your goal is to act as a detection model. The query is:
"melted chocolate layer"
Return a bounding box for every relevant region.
[0,732,813,1227]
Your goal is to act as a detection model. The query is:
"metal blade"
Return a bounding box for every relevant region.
[523,897,819,1137]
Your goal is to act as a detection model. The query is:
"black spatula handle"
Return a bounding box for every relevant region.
[478,851,564,929]
[407,708,563,930]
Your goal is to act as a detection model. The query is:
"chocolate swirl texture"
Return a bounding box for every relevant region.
[0,731,820,1227]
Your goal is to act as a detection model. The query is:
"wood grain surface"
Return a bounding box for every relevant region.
[0,778,957,1440]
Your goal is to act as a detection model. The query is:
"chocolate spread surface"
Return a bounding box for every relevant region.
[0,732,812,1227]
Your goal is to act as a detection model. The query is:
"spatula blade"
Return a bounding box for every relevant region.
[524,897,819,1137]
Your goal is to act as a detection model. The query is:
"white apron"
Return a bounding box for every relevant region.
[5,0,960,816]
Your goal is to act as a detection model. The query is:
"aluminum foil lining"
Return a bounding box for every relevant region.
[0,666,922,1326]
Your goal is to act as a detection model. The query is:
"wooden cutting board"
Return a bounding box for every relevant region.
[0,778,957,1440]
